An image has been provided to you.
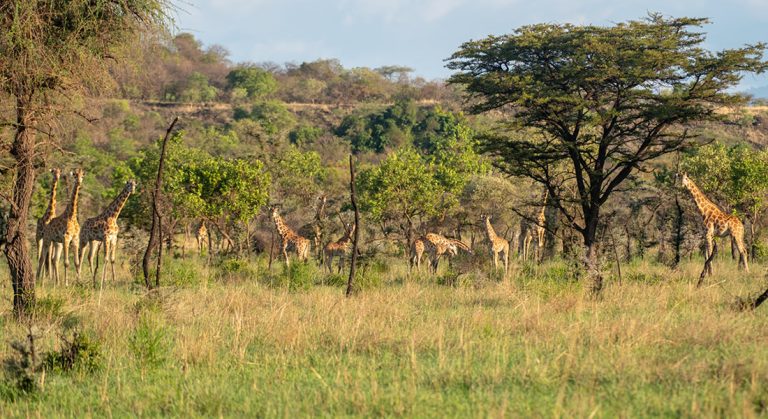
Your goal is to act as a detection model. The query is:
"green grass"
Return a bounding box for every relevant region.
[0,253,766,417]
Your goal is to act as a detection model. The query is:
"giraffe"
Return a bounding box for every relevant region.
[38,169,84,286]
[481,214,509,273]
[78,179,137,288]
[409,237,427,272]
[518,221,534,261]
[324,222,356,273]
[271,206,311,266]
[422,233,471,274]
[195,221,209,256]
[35,168,61,282]
[534,190,548,260]
[680,173,749,275]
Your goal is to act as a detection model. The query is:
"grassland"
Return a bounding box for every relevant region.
[0,254,766,417]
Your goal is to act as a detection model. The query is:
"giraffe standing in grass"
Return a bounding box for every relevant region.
[195,221,208,256]
[78,180,137,288]
[324,223,355,273]
[423,233,471,274]
[481,214,509,273]
[35,168,61,282]
[534,190,548,260]
[410,237,427,272]
[38,169,84,286]
[271,206,311,266]
[680,173,749,275]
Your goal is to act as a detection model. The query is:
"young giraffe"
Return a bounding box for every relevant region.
[271,206,311,266]
[78,179,137,287]
[324,223,356,273]
[534,190,548,260]
[38,169,84,286]
[680,173,749,275]
[35,168,61,282]
[423,233,471,274]
[481,214,509,273]
[195,221,209,256]
[409,237,427,272]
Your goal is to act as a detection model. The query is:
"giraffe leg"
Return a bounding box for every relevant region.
[92,242,101,288]
[100,240,110,292]
[52,243,63,286]
[109,238,117,283]
[337,252,344,274]
[36,239,48,283]
[733,229,749,272]
[493,250,499,271]
[282,243,290,267]
[705,225,715,277]
[73,238,81,281]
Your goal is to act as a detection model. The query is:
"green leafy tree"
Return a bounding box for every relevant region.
[0,0,172,316]
[226,66,277,100]
[447,14,767,294]
[180,72,219,102]
[357,148,448,245]
[271,147,327,208]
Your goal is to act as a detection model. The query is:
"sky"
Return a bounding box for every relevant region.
[174,0,768,90]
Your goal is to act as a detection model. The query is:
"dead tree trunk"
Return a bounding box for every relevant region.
[346,155,360,297]
[142,117,178,290]
[673,196,684,267]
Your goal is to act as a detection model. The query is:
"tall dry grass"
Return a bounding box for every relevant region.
[0,254,765,417]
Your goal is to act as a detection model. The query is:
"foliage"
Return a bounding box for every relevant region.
[226,66,277,100]
[43,330,102,374]
[271,147,326,205]
[235,100,296,136]
[447,14,768,256]
[682,141,768,217]
[129,312,171,369]
[357,148,447,225]
[178,72,219,102]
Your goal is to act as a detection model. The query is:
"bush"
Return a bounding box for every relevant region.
[266,262,319,291]
[163,258,206,287]
[43,329,102,374]
[215,257,258,282]
[31,295,64,319]
[129,313,171,369]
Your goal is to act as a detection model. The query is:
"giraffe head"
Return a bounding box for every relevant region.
[270,205,281,219]
[51,167,61,180]
[70,168,84,184]
[678,172,692,189]
[125,179,137,194]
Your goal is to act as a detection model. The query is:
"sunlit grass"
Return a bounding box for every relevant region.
[0,252,766,417]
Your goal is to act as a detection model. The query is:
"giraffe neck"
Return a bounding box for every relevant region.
[43,176,59,223]
[101,184,134,222]
[341,225,355,244]
[273,213,292,238]
[65,178,82,220]
[685,179,722,217]
[485,218,499,241]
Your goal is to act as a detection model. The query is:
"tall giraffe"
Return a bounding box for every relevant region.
[324,222,355,273]
[481,214,509,273]
[38,169,84,286]
[422,233,471,274]
[35,168,61,282]
[680,173,749,274]
[78,179,137,287]
[271,206,311,266]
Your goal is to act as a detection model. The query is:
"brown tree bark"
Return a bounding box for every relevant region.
[346,155,360,297]
[142,117,178,289]
[5,99,38,318]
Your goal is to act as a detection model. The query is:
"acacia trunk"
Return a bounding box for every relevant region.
[583,209,603,296]
[5,103,37,317]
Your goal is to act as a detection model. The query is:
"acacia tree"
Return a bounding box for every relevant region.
[0,1,172,316]
[447,14,766,294]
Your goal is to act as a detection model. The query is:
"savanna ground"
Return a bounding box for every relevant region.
[0,248,766,418]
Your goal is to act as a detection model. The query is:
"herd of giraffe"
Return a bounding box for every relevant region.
[36,168,137,288]
[31,168,750,287]
[266,173,751,278]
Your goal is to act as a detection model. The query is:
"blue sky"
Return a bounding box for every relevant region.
[175,0,768,89]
